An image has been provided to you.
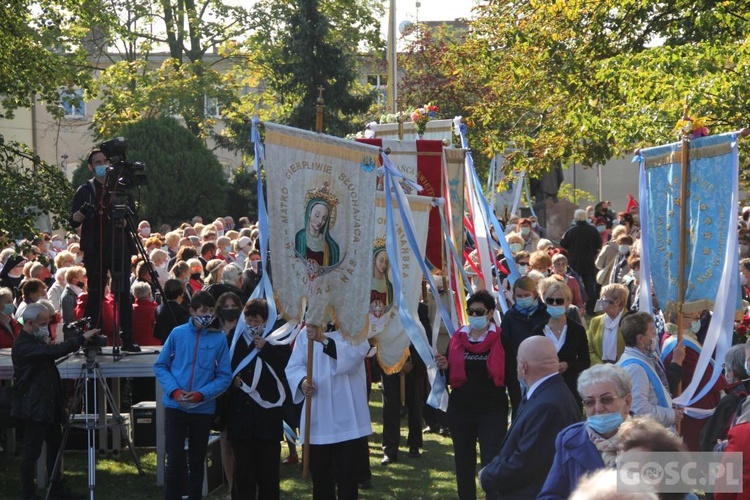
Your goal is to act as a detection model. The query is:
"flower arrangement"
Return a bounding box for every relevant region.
[733,314,750,345]
[410,103,439,136]
[673,115,710,139]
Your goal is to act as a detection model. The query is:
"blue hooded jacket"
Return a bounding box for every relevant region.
[154,318,232,414]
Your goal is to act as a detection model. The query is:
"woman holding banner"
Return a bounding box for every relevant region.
[435,290,507,500]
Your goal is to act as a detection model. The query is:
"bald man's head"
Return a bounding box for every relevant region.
[517,336,560,387]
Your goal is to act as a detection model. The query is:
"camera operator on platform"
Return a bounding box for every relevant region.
[11,302,100,499]
[70,148,140,352]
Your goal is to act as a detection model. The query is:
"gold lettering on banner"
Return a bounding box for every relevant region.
[338,172,361,243]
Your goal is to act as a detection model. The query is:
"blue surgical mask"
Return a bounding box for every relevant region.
[518,264,528,274]
[521,227,530,236]
[587,412,624,435]
[468,315,489,330]
[596,225,605,233]
[33,325,50,342]
[2,303,14,316]
[519,377,528,395]
[690,320,701,334]
[510,243,523,253]
[515,296,535,309]
[95,165,108,178]
[547,305,566,319]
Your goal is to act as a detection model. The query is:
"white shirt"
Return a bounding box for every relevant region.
[543,324,567,353]
[285,329,372,445]
[602,310,623,362]
[526,372,558,399]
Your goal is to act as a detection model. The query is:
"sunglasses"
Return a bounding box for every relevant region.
[466,308,488,317]
[544,297,565,306]
[582,395,620,408]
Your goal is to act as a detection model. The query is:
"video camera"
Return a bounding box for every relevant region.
[99,137,147,191]
[64,317,107,348]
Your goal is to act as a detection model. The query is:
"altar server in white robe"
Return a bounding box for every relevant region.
[286,324,372,499]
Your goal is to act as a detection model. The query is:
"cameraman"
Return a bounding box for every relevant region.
[11,302,99,499]
[70,148,140,352]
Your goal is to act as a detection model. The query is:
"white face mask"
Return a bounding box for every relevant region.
[74,255,83,264]
[619,245,630,254]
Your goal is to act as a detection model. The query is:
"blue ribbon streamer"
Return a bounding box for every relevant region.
[229,119,280,379]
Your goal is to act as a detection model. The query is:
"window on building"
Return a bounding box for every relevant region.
[367,74,388,88]
[205,94,222,117]
[60,89,86,118]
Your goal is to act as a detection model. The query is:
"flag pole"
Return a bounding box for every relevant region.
[302,88,326,480]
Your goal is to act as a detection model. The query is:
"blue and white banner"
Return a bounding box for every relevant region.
[636,132,741,409]
[638,133,741,316]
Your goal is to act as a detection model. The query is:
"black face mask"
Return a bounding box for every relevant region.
[76,281,85,288]
[190,272,201,280]
[219,308,241,322]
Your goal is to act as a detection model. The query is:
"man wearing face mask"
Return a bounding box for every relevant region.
[11,302,99,499]
[70,148,140,352]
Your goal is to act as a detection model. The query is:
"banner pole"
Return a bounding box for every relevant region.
[302,91,325,480]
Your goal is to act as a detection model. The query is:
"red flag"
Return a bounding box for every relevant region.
[626,194,639,213]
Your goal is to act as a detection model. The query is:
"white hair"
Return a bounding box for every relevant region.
[573,209,588,222]
[131,281,152,300]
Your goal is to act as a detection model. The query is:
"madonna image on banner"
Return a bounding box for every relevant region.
[369,193,433,373]
[264,123,379,342]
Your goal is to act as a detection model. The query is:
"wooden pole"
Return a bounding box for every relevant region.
[302,94,325,480]
[316,86,325,134]
[302,324,315,479]
[675,108,691,434]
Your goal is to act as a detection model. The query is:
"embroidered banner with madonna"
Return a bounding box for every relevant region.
[369,193,433,373]
[265,123,378,343]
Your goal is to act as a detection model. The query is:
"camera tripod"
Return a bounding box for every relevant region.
[47,348,144,500]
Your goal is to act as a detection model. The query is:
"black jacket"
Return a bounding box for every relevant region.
[70,178,135,255]
[11,331,85,424]
[226,334,291,442]
[531,319,590,403]
[203,282,248,304]
[500,303,550,409]
[153,300,191,344]
[560,221,602,275]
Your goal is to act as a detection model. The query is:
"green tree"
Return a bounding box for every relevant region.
[86,116,229,226]
[0,138,73,239]
[90,0,253,140]
[429,1,750,184]
[232,0,385,138]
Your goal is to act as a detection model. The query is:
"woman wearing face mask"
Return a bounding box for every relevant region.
[214,292,243,496]
[500,276,550,417]
[0,286,20,348]
[594,225,628,287]
[699,344,749,452]
[617,312,684,430]
[533,281,590,406]
[659,310,726,451]
[538,364,633,500]
[435,290,507,500]
[608,235,633,284]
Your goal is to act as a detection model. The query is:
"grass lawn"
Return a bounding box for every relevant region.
[0,387,461,499]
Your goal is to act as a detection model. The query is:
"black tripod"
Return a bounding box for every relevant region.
[47,347,144,500]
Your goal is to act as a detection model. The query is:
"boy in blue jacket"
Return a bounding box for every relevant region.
[154,291,232,500]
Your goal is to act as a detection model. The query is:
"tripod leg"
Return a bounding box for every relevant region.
[94,364,145,476]
[45,363,88,500]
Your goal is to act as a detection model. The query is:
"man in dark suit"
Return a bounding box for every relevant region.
[560,209,602,315]
[479,336,581,499]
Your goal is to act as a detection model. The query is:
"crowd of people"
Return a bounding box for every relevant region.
[2,157,750,500]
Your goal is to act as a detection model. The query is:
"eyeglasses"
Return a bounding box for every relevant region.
[544,297,565,306]
[466,308,488,317]
[582,395,621,408]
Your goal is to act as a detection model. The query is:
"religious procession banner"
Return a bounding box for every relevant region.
[638,132,741,316]
[370,119,454,142]
[445,148,467,259]
[369,193,433,373]
[264,123,379,344]
[358,138,445,270]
